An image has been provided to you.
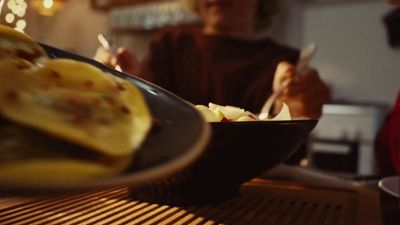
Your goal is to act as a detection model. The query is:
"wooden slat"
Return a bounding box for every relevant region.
[0,188,126,224]
[0,179,381,225]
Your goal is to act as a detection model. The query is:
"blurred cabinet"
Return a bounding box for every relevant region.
[91,0,161,10]
[309,103,390,176]
[91,0,200,31]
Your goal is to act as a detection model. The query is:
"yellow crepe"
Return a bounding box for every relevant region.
[0,121,132,184]
[0,25,47,62]
[0,58,152,157]
[0,160,120,184]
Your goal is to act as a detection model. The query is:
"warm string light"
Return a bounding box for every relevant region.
[43,0,54,9]
[2,0,27,32]
[32,0,64,16]
[0,0,64,33]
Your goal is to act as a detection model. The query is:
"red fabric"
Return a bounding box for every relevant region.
[137,28,299,113]
[375,91,400,175]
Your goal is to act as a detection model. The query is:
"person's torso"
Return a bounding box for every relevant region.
[153,28,299,112]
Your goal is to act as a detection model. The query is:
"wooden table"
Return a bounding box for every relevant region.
[0,178,383,225]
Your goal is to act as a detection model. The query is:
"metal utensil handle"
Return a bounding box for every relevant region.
[296,43,317,75]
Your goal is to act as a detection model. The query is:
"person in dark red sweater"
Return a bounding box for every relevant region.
[375,92,400,175]
[100,0,330,119]
[374,4,400,176]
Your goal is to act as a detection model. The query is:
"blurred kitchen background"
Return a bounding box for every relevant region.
[1,0,399,177]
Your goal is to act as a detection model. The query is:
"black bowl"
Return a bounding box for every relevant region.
[130,119,318,205]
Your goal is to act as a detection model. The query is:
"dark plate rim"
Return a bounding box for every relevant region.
[0,45,211,194]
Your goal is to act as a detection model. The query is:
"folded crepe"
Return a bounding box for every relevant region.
[0,24,47,62]
[0,25,152,184]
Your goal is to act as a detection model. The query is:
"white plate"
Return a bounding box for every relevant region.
[378,176,399,198]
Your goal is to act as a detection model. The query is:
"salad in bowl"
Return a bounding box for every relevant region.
[195,102,292,122]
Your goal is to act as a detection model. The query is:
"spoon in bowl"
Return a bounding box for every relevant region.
[258,43,317,120]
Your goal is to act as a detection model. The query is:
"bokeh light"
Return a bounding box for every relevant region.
[16,19,26,30]
[5,13,15,23]
[43,0,54,9]
[32,0,63,16]
[2,0,28,32]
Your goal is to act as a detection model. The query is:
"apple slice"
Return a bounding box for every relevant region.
[236,115,257,121]
[195,105,221,122]
[197,103,258,122]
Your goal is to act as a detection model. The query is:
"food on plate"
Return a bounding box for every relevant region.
[0,120,131,183]
[0,58,152,156]
[0,25,47,63]
[196,102,291,122]
[0,27,152,184]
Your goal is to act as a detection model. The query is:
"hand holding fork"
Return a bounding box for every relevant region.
[259,43,330,120]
